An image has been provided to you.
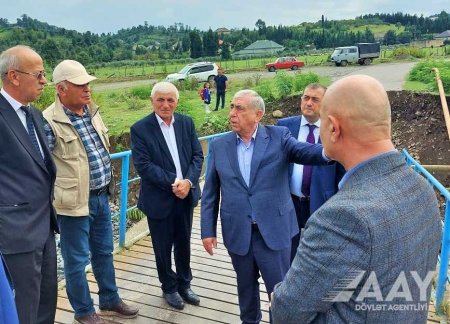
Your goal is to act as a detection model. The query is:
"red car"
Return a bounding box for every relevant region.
[265,56,305,72]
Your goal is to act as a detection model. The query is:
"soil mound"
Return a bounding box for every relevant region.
[263,91,450,185]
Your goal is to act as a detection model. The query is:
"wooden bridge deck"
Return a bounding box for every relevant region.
[55,205,443,324]
[55,206,270,323]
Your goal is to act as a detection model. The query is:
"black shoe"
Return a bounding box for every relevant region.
[179,288,200,306]
[163,292,184,310]
[213,109,218,111]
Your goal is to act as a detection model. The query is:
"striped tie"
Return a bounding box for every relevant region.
[20,106,43,159]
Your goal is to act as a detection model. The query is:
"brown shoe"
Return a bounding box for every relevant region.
[73,312,107,324]
[98,299,139,319]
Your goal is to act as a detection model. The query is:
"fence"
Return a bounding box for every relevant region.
[402,149,450,311]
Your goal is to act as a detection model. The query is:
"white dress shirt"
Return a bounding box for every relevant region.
[156,113,183,180]
[1,88,45,156]
[290,118,320,197]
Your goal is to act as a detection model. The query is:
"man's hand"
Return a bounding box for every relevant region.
[202,237,217,256]
[172,179,191,199]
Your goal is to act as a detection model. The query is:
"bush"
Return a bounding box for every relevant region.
[126,96,142,110]
[408,60,450,92]
[393,47,425,59]
[293,72,320,92]
[274,71,294,99]
[198,114,230,136]
[177,77,200,91]
[255,81,276,103]
[130,85,151,100]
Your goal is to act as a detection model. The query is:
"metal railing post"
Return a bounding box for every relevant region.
[119,154,130,247]
[436,201,450,311]
[402,149,450,313]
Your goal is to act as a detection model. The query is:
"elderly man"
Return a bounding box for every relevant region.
[131,82,204,310]
[43,60,138,324]
[0,45,58,324]
[271,75,442,323]
[277,83,345,262]
[201,89,327,324]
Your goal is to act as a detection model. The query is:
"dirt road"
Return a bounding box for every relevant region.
[93,61,417,92]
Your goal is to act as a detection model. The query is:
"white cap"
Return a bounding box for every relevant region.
[52,60,97,85]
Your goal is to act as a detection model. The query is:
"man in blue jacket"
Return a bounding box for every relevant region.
[271,75,442,324]
[201,89,328,323]
[277,83,344,261]
[0,253,19,324]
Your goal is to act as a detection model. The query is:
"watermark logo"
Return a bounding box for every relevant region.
[323,270,434,311]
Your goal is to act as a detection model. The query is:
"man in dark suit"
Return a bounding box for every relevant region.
[271,75,442,323]
[277,83,345,261]
[0,45,58,323]
[201,89,328,323]
[131,82,204,310]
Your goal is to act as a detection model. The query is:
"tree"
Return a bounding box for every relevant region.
[397,31,412,44]
[383,30,397,45]
[189,30,203,58]
[203,29,218,56]
[255,19,266,36]
[221,42,231,60]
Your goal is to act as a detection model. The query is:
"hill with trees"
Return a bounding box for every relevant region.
[0,11,449,68]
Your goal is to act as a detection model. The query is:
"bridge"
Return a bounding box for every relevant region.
[54,134,449,323]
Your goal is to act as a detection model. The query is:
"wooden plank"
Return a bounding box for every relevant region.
[114,254,237,279]
[59,280,243,324]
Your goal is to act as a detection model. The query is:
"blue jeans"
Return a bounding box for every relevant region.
[59,192,120,317]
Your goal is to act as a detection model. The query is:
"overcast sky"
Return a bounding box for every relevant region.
[2,0,448,34]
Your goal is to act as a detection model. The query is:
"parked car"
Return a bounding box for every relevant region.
[165,62,218,82]
[265,57,305,72]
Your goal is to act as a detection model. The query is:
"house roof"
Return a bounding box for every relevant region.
[436,30,450,38]
[215,27,230,33]
[244,40,284,50]
[232,40,285,57]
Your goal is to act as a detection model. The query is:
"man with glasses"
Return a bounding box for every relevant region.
[43,60,138,324]
[277,83,344,262]
[0,45,58,324]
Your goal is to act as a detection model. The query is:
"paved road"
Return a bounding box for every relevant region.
[93,61,417,92]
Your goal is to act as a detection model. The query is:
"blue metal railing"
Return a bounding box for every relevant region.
[109,131,230,247]
[402,149,450,311]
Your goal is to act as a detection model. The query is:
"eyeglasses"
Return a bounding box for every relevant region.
[9,70,46,80]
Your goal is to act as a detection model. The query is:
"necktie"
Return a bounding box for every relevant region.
[20,106,43,159]
[301,124,316,197]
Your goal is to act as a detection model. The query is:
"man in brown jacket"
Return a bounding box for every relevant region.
[43,60,138,324]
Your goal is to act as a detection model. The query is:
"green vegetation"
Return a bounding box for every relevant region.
[33,72,325,138]
[408,60,450,92]
[1,11,449,70]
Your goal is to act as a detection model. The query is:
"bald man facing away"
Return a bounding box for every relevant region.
[271,75,442,324]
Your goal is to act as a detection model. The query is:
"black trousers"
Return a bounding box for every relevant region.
[290,195,310,263]
[4,231,57,324]
[215,91,226,110]
[147,198,194,293]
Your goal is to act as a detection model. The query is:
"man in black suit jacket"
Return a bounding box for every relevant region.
[0,45,58,323]
[277,84,345,262]
[131,82,204,310]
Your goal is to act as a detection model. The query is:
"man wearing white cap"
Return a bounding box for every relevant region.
[43,60,138,324]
